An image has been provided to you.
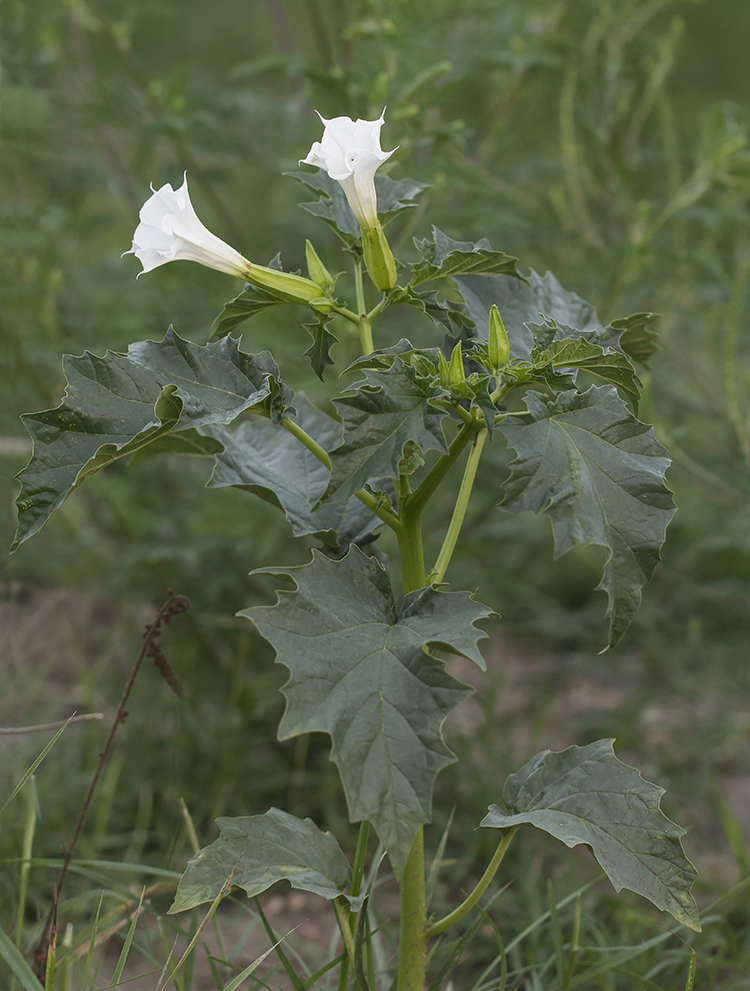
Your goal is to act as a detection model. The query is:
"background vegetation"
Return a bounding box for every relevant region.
[2,0,750,986]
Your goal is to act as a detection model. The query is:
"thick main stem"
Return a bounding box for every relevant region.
[396,504,428,991]
[397,828,427,991]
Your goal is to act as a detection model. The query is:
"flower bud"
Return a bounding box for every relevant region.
[488,305,510,369]
[439,344,465,389]
[447,342,465,386]
[305,240,333,289]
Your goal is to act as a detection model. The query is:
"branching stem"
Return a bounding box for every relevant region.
[430,426,488,584]
[280,417,402,532]
[407,419,482,517]
[425,827,519,939]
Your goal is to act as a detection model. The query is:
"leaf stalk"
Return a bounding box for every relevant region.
[280,417,402,532]
[425,826,519,939]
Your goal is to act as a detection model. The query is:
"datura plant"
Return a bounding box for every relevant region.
[12,111,699,989]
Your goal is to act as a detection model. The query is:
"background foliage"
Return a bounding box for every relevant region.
[2,0,750,986]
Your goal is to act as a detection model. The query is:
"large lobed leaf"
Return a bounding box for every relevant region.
[205,395,387,550]
[241,547,493,878]
[12,328,292,550]
[170,808,356,913]
[322,357,450,505]
[410,227,523,286]
[481,739,700,931]
[496,386,675,648]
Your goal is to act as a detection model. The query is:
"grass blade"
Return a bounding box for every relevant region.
[221,927,298,991]
[0,720,72,819]
[108,887,145,987]
[0,921,46,991]
[253,898,306,991]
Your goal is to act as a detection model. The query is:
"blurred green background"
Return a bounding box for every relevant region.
[3,0,750,981]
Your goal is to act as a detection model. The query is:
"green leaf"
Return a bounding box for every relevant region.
[387,285,476,334]
[12,328,292,550]
[205,395,388,550]
[496,386,675,648]
[372,175,429,226]
[286,169,360,245]
[411,227,523,287]
[321,357,449,505]
[304,314,339,380]
[210,283,285,341]
[610,312,661,366]
[481,739,700,931]
[242,547,493,877]
[286,171,427,245]
[454,270,604,357]
[532,335,641,410]
[169,808,355,913]
[127,428,225,462]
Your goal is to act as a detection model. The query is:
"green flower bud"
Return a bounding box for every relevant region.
[305,240,333,289]
[488,305,510,369]
[447,342,465,386]
[361,220,397,292]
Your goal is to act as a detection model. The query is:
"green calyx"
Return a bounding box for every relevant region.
[247,262,332,313]
[361,221,398,291]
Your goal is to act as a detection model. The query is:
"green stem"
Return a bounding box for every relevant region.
[281,417,331,469]
[490,380,517,405]
[365,295,389,323]
[394,500,431,990]
[354,260,374,355]
[407,420,481,517]
[429,427,488,584]
[331,304,362,326]
[425,827,519,939]
[396,828,427,991]
[397,501,427,593]
[280,418,402,532]
[333,897,357,968]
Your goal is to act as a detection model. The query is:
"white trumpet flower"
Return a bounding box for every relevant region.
[127,174,251,278]
[126,174,329,308]
[301,111,395,229]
